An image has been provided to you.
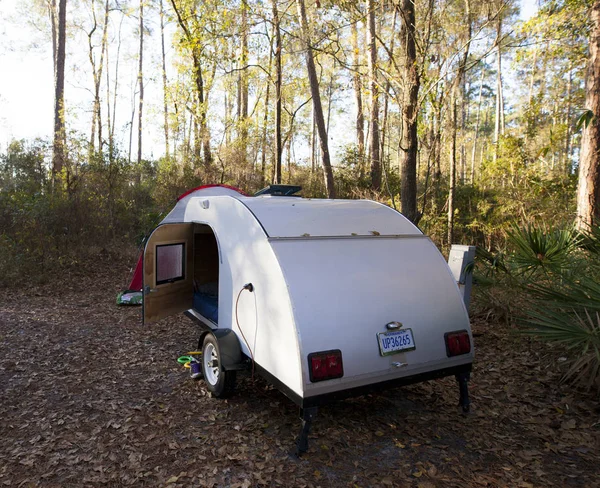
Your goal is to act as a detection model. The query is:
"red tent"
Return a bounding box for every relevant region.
[125,184,247,293]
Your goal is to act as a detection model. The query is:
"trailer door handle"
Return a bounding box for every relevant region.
[144,285,158,295]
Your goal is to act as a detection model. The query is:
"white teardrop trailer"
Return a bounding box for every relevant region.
[141,184,474,453]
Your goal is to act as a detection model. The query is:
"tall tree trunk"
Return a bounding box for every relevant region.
[448,93,458,246]
[197,54,213,169]
[564,65,573,174]
[367,0,381,190]
[170,0,212,168]
[398,0,420,223]
[310,105,316,174]
[106,38,112,158]
[525,44,537,143]
[296,0,335,198]
[448,0,471,245]
[240,0,249,163]
[351,20,365,165]
[326,72,334,134]
[260,25,274,187]
[52,0,67,182]
[160,0,170,158]
[493,15,504,164]
[272,0,283,184]
[96,0,109,153]
[576,0,600,230]
[128,80,135,164]
[87,0,99,154]
[137,0,144,167]
[471,67,484,183]
[380,8,398,181]
[47,0,57,77]
[111,13,124,154]
[193,94,201,164]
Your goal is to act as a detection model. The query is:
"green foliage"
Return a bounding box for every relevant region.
[576,109,596,131]
[507,224,579,275]
[0,140,166,285]
[521,304,600,391]
[477,221,600,392]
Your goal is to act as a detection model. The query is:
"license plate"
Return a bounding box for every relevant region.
[377,329,416,356]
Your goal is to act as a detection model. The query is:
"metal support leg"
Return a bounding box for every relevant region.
[296,407,318,455]
[456,372,470,413]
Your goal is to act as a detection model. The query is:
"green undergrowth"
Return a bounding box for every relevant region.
[474,223,600,393]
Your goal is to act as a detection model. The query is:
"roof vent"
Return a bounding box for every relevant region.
[254,185,302,197]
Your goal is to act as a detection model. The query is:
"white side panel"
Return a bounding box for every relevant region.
[183,197,303,396]
[270,237,473,397]
[242,197,421,237]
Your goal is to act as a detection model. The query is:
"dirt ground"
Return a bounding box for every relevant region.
[1,260,599,487]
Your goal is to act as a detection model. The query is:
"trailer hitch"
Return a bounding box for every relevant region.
[456,372,471,413]
[296,407,318,456]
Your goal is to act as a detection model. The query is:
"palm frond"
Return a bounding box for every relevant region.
[507,223,580,275]
[526,276,600,314]
[578,224,600,258]
[520,307,600,390]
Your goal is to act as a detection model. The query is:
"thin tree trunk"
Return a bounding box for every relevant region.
[351,19,365,166]
[260,25,274,187]
[106,38,112,157]
[52,0,67,182]
[85,0,110,156]
[380,8,398,180]
[576,0,600,230]
[160,0,170,158]
[564,65,573,174]
[459,73,467,184]
[193,94,201,164]
[448,0,471,245]
[170,0,212,168]
[525,44,537,143]
[137,0,144,167]
[471,67,484,183]
[493,15,503,164]
[237,0,249,167]
[128,80,136,164]
[367,0,381,190]
[88,0,98,154]
[448,93,457,246]
[272,0,283,184]
[48,0,57,77]
[296,0,335,198]
[97,0,109,153]
[310,105,316,174]
[111,13,124,152]
[326,73,334,134]
[398,0,420,223]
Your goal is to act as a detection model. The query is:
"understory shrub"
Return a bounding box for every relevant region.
[475,222,600,393]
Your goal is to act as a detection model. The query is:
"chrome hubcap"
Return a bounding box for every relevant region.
[203,343,219,385]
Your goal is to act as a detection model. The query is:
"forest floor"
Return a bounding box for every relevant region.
[0,253,599,488]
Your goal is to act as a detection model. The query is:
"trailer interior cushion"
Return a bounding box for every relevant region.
[193,281,218,323]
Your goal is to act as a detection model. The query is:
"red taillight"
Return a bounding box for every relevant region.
[308,350,344,382]
[445,330,471,357]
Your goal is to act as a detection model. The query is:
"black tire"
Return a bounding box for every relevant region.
[201,334,236,398]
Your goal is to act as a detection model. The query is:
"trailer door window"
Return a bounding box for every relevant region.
[156,243,185,284]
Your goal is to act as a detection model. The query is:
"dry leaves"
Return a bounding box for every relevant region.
[0,263,599,487]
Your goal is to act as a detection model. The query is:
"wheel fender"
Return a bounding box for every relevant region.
[203,329,243,371]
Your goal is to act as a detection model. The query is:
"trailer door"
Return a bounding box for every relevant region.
[143,223,194,324]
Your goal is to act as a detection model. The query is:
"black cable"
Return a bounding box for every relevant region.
[235,286,255,381]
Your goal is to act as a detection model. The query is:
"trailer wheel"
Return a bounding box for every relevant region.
[201,334,236,397]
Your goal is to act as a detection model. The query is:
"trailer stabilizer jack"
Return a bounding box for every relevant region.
[456,372,470,413]
[296,407,318,456]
